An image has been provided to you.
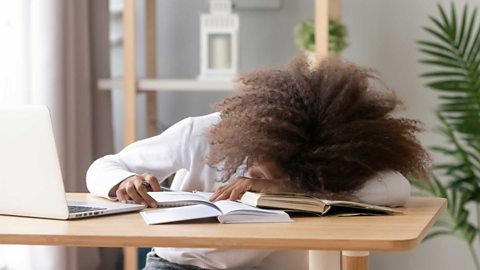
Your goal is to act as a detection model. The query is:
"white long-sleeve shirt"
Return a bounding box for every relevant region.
[86,112,411,270]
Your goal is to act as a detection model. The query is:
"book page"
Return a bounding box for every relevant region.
[148,191,213,207]
[214,200,292,224]
[240,192,327,213]
[140,204,221,224]
[324,200,398,214]
[214,200,290,215]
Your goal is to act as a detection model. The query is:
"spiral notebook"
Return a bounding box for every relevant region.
[147,191,215,207]
[140,191,291,224]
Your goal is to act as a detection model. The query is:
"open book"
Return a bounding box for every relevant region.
[239,192,399,216]
[140,191,292,224]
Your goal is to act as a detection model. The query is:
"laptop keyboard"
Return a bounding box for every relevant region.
[68,205,107,213]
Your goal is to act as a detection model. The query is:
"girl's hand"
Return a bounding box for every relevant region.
[209,177,281,202]
[115,173,161,208]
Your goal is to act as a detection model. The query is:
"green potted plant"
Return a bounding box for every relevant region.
[416,2,480,269]
[294,19,348,54]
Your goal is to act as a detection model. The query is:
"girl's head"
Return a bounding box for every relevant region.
[207,55,430,195]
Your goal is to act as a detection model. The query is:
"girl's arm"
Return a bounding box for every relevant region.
[354,171,411,207]
[86,117,194,200]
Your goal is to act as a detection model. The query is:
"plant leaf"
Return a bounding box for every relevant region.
[418,2,480,247]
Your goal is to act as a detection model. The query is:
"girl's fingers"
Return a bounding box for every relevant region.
[116,189,129,204]
[229,187,246,201]
[210,184,230,201]
[133,179,158,208]
[125,180,146,206]
[142,173,161,192]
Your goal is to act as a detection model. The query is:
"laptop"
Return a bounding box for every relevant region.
[0,106,145,220]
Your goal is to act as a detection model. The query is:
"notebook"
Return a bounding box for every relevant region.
[0,106,145,220]
[140,191,292,224]
[239,192,399,216]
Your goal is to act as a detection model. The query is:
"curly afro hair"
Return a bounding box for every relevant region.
[206,55,430,195]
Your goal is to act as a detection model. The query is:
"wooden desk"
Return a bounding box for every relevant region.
[0,193,446,270]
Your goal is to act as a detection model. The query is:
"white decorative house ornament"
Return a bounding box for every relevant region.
[199,0,239,80]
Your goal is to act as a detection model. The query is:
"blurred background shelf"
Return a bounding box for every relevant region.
[97,78,234,91]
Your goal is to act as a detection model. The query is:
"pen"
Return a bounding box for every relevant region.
[160,186,173,192]
[141,181,173,192]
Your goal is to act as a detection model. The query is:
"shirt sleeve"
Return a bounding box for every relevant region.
[86,117,194,199]
[354,171,411,207]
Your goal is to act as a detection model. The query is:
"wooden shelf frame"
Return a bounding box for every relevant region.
[102,1,342,269]
[97,78,234,91]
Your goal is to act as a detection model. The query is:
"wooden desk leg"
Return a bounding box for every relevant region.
[309,250,341,270]
[341,251,369,270]
[124,247,138,270]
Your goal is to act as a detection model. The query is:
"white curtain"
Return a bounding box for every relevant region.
[0,0,112,269]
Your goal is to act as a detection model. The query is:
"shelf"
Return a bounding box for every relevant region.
[97,78,234,91]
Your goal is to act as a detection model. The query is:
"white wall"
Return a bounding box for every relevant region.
[110,0,479,269]
[341,1,478,269]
